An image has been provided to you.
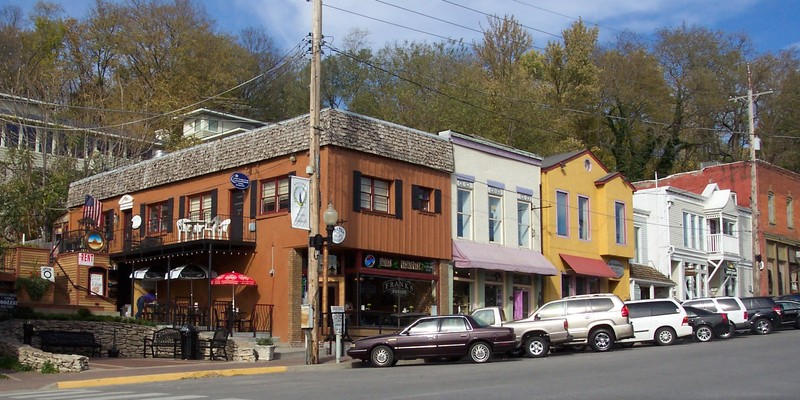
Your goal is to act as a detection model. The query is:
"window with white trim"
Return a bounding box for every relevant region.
[457,181,473,239]
[578,196,590,240]
[615,201,626,244]
[517,197,531,248]
[556,190,568,237]
[488,190,503,244]
[682,212,704,250]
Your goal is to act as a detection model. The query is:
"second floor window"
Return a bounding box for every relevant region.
[556,190,569,237]
[457,184,473,239]
[360,176,390,213]
[488,194,503,243]
[788,197,794,229]
[412,185,434,212]
[682,212,704,250]
[768,192,775,224]
[578,196,590,240]
[148,201,169,233]
[615,201,626,244]
[261,177,290,214]
[188,193,213,220]
[517,200,531,248]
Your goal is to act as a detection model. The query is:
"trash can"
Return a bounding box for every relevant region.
[180,325,200,360]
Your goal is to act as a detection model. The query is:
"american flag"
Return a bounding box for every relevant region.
[83,195,103,228]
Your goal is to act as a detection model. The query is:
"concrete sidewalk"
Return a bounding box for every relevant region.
[0,345,356,392]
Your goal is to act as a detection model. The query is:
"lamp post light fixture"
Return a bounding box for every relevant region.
[309,203,339,345]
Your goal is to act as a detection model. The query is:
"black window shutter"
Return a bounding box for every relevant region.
[411,185,421,210]
[139,204,146,236]
[178,196,185,219]
[352,170,362,212]
[434,189,442,214]
[210,189,218,218]
[166,198,174,233]
[395,179,403,219]
[289,171,296,177]
[104,211,114,240]
[250,180,258,217]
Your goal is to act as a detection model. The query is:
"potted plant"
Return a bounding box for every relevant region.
[254,337,276,361]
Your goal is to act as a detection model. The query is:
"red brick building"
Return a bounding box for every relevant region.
[635,161,800,296]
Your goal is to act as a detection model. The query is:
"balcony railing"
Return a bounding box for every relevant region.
[57,214,256,255]
[706,233,740,256]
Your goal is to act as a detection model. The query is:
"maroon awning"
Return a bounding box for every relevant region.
[560,254,617,278]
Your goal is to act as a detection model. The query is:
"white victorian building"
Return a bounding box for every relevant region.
[633,183,753,300]
[438,130,557,319]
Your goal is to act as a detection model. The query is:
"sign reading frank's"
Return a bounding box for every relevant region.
[383,279,414,296]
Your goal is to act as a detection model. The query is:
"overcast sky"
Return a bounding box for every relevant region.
[3,0,798,55]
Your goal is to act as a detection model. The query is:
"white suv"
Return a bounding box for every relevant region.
[620,299,693,346]
[682,297,748,338]
[531,293,634,352]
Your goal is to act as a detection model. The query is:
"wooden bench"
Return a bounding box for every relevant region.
[143,327,181,358]
[38,330,102,357]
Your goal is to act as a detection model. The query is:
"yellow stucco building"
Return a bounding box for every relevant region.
[540,150,633,302]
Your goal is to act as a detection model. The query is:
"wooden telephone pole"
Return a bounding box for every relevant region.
[306,0,322,365]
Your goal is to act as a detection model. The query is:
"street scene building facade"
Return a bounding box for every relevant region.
[633,182,753,300]
[439,130,556,319]
[540,150,634,302]
[635,161,799,297]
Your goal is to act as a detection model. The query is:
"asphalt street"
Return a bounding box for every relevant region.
[3,329,799,400]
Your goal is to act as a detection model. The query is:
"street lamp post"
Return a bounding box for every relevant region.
[311,203,339,350]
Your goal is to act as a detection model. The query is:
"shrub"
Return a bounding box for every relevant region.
[40,361,58,374]
[255,337,274,346]
[76,308,92,318]
[16,276,51,301]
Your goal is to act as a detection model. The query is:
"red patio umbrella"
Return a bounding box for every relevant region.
[210,271,257,309]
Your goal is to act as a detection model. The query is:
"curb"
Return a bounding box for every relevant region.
[56,366,289,389]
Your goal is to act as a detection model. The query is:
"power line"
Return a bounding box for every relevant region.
[440,0,562,40]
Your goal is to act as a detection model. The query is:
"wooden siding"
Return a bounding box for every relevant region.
[324,147,452,260]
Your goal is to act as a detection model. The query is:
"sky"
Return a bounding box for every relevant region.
[2,0,798,56]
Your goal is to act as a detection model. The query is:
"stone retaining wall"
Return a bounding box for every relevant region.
[0,338,88,372]
[0,320,256,363]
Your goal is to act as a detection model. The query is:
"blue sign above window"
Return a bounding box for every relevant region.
[230,172,250,190]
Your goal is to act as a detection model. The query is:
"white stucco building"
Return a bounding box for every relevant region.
[633,183,753,300]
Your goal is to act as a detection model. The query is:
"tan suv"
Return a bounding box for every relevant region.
[531,293,634,352]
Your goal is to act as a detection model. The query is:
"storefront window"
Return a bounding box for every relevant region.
[351,275,435,327]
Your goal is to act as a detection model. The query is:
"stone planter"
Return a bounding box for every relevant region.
[254,345,276,361]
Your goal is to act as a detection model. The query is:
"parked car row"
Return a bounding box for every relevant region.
[347,293,799,367]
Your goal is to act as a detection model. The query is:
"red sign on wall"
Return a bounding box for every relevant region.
[78,252,95,267]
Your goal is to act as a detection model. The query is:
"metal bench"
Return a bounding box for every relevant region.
[38,330,102,357]
[143,327,181,358]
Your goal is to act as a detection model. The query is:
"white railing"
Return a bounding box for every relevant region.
[706,233,740,256]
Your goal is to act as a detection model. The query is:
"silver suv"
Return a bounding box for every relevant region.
[531,293,634,352]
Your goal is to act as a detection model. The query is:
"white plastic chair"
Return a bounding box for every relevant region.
[176,218,191,242]
[204,216,219,239]
[217,219,231,239]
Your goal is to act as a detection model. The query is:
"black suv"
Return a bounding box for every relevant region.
[739,296,782,335]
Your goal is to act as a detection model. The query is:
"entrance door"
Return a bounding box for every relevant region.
[229,190,244,241]
[122,209,133,251]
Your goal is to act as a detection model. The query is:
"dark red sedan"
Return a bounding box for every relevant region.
[347,314,516,367]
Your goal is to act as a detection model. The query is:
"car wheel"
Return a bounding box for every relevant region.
[524,336,550,358]
[694,325,713,342]
[589,328,615,352]
[370,345,394,368]
[469,341,492,363]
[718,322,735,339]
[655,327,676,346]
[794,318,800,329]
[753,318,772,335]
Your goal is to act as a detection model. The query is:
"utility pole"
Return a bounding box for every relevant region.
[733,64,772,296]
[306,0,322,365]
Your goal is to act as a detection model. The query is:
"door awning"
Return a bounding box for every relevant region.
[452,240,558,276]
[560,254,617,278]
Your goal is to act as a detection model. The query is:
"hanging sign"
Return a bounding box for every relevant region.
[230,172,250,190]
[290,176,310,230]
